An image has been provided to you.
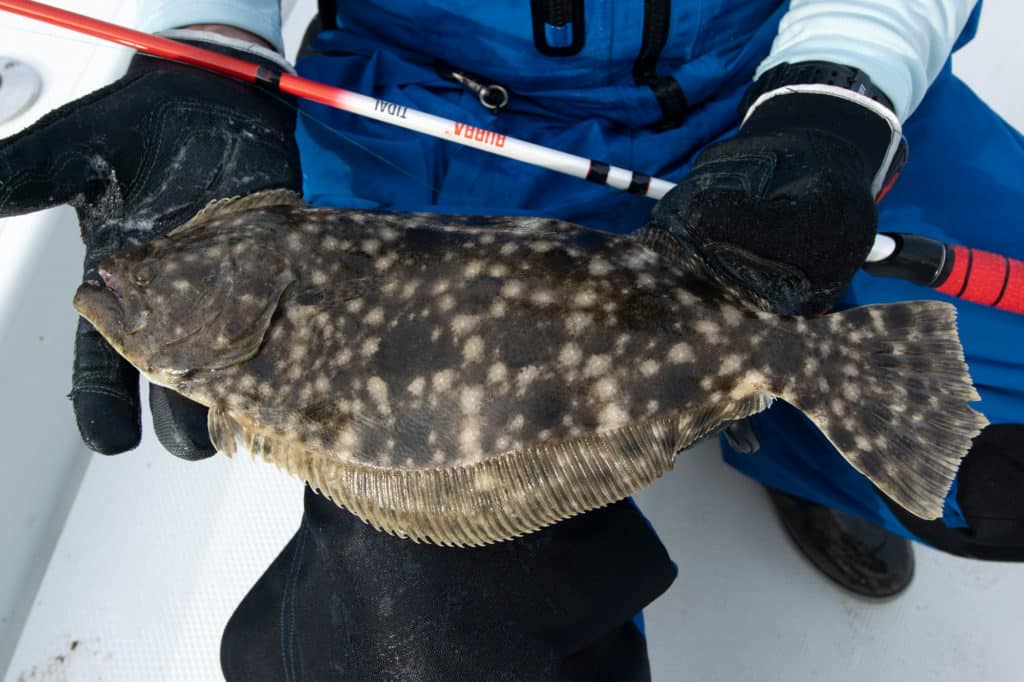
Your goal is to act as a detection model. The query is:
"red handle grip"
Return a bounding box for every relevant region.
[934,245,1024,314]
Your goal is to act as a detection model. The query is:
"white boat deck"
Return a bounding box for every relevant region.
[1,2,1021,680]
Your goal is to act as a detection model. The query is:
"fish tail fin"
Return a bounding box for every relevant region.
[778,301,988,519]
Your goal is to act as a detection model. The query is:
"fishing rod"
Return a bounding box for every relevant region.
[1,0,1022,314]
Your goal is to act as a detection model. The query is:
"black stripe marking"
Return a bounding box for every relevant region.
[956,248,974,298]
[586,162,610,185]
[993,255,1011,306]
[627,173,651,195]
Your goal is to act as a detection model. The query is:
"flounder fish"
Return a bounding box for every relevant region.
[73,190,988,546]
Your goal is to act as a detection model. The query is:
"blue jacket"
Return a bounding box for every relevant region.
[296,0,785,229]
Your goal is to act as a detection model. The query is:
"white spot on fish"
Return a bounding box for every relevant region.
[530,290,556,306]
[588,258,614,276]
[720,354,742,374]
[432,369,455,392]
[624,250,652,271]
[460,419,482,458]
[695,320,720,339]
[460,385,484,413]
[487,264,509,278]
[584,355,612,378]
[361,338,380,357]
[573,289,598,307]
[559,343,583,368]
[374,253,399,271]
[463,260,485,278]
[407,376,425,397]
[594,377,618,400]
[487,362,508,384]
[400,279,422,299]
[565,311,594,334]
[598,403,629,429]
[668,342,695,364]
[515,365,541,395]
[463,335,485,363]
[501,280,524,298]
[722,306,744,327]
[340,428,358,449]
[451,314,479,337]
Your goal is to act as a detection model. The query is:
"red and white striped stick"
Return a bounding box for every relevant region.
[0,0,675,199]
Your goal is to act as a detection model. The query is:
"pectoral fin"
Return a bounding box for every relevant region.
[208,404,243,456]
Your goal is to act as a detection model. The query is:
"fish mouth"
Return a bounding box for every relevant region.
[72,275,126,342]
[97,267,123,305]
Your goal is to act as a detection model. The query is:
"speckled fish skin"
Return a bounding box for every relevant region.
[73,190,988,546]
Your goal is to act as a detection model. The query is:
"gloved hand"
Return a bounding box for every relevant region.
[646,62,906,315]
[0,37,301,458]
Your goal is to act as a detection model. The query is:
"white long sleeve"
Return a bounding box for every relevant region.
[136,0,284,53]
[757,0,979,120]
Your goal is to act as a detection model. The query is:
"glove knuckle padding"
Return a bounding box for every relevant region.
[649,128,877,315]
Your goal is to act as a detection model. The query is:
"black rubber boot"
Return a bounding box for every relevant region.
[766,487,914,598]
[220,488,676,681]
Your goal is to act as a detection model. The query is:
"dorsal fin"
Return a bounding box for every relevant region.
[168,189,305,237]
[633,226,775,313]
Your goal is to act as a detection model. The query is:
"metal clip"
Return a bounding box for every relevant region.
[449,70,509,112]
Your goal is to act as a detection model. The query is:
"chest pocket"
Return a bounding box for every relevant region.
[530,0,685,128]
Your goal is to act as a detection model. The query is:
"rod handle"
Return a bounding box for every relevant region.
[935,244,1024,314]
[863,233,1023,314]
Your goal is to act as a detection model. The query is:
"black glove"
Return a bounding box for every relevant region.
[0,40,301,458]
[646,61,906,315]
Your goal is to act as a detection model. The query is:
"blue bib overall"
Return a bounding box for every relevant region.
[293,1,1020,544]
